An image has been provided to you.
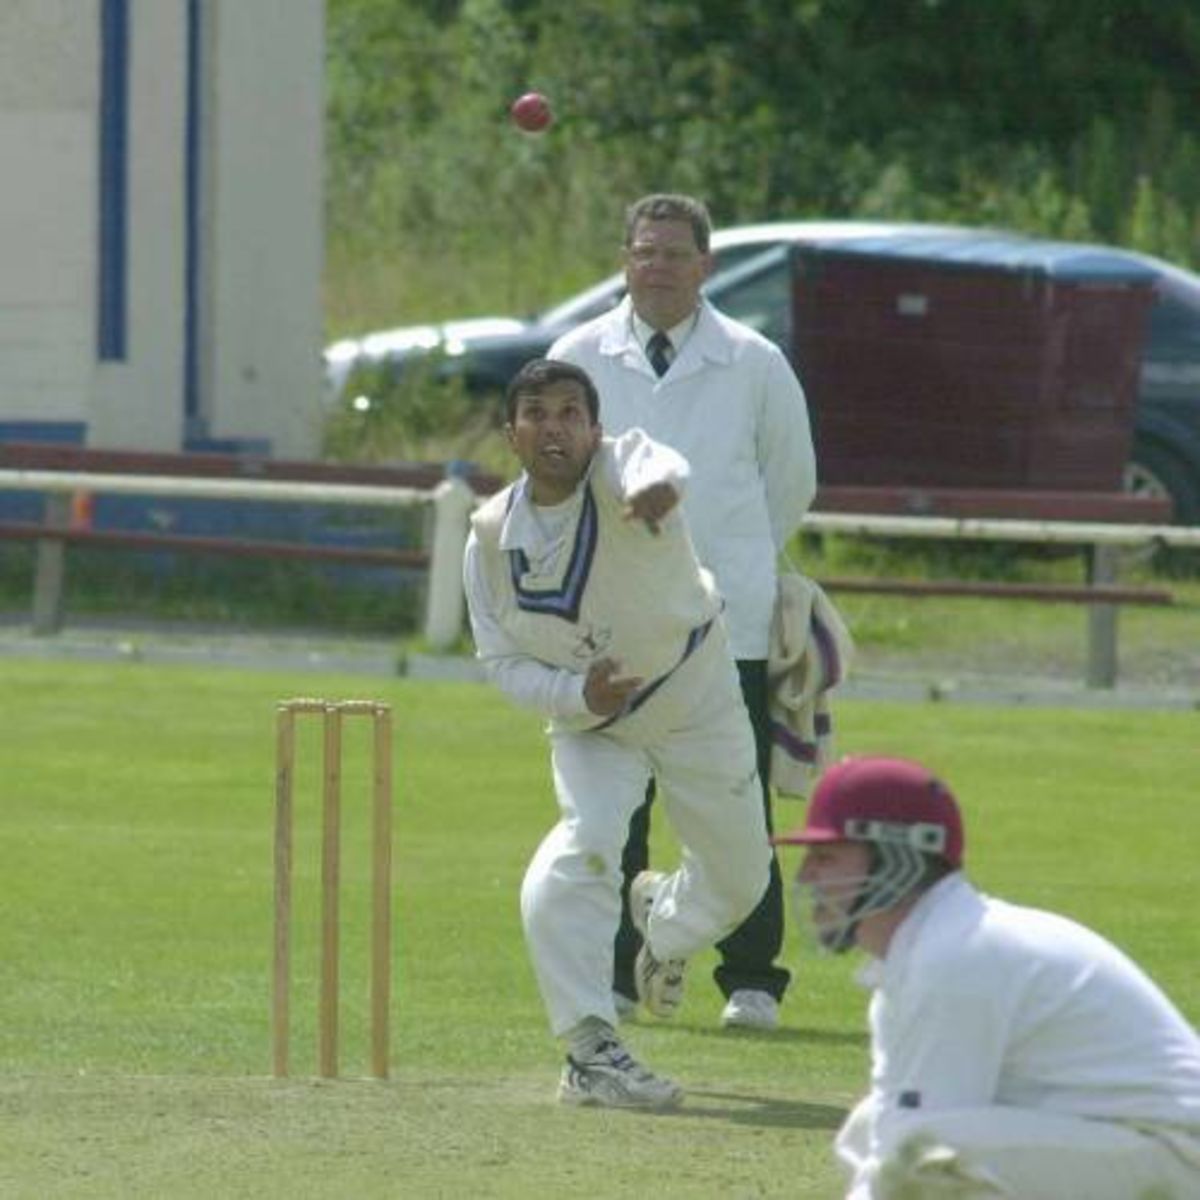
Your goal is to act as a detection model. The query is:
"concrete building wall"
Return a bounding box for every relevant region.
[0,0,324,458]
[200,0,325,458]
[0,0,98,436]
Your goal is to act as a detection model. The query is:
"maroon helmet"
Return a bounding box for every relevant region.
[775,757,963,952]
[775,755,964,867]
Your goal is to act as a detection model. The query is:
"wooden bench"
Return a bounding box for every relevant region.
[811,484,1174,524]
[0,442,501,638]
[806,485,1176,688]
[0,440,503,493]
[0,451,1183,685]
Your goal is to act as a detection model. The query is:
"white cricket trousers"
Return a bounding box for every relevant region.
[838,1094,1200,1199]
[520,622,772,1037]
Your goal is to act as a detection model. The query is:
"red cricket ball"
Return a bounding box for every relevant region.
[510,91,553,134]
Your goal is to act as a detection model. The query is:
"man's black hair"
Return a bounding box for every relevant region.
[505,358,601,425]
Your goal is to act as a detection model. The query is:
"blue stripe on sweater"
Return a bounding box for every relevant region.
[508,485,598,623]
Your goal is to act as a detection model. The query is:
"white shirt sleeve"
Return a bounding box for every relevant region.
[758,344,817,549]
[462,531,592,721]
[602,427,690,509]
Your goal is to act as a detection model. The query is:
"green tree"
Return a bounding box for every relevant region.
[324,0,1200,335]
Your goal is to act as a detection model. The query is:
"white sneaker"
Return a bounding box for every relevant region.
[629,870,688,1019]
[720,989,780,1031]
[557,1038,683,1110]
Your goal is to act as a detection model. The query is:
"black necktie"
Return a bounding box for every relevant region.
[647,331,672,377]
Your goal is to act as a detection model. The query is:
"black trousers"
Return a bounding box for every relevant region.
[612,658,790,1003]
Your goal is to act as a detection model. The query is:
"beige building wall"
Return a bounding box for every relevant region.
[199,0,326,458]
[0,0,324,457]
[0,1,98,434]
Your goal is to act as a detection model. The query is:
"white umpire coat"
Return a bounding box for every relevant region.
[550,296,817,660]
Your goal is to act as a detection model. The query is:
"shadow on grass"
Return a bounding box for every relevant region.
[665,1088,848,1130]
[656,1023,869,1049]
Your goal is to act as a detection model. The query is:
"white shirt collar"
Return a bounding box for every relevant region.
[631,307,699,355]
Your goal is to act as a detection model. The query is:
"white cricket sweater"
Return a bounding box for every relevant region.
[465,430,722,730]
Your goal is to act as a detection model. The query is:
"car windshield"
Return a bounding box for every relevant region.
[705,245,792,344]
[536,272,626,328]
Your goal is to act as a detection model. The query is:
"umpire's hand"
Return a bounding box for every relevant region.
[583,657,644,715]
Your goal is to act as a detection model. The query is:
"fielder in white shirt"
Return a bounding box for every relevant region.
[776,755,1200,1200]
[463,357,772,1110]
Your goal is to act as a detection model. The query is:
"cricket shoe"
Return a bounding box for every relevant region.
[720,989,780,1031]
[629,870,687,1019]
[558,1038,683,1110]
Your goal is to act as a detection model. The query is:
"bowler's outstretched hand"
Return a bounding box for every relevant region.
[623,482,679,535]
[583,657,644,715]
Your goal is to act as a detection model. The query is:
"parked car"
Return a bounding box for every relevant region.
[325,222,1200,522]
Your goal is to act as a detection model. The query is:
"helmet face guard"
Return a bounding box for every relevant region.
[795,841,930,953]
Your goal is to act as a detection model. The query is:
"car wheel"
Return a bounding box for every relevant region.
[1124,439,1200,524]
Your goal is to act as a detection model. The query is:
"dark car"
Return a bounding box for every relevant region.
[325,221,1200,522]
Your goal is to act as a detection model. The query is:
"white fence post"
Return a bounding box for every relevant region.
[423,476,477,651]
[1086,543,1119,689]
[31,493,71,635]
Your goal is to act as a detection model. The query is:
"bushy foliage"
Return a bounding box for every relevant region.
[322,349,508,470]
[325,0,1200,335]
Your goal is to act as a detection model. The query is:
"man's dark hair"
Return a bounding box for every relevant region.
[624,193,712,254]
[504,358,601,425]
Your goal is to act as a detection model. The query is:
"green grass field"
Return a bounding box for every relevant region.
[2,657,1198,1198]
